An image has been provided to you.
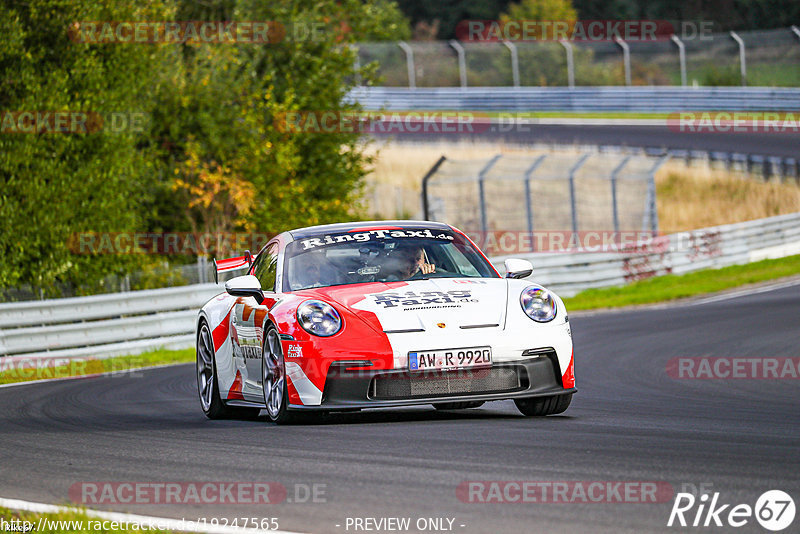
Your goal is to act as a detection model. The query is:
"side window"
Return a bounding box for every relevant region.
[445,245,481,277]
[253,244,279,292]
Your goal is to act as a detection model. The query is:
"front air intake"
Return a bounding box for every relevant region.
[370,366,524,400]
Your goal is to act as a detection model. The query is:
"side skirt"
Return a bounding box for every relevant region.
[225,399,266,408]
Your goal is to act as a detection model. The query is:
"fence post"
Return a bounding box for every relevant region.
[614,36,631,86]
[729,31,747,86]
[398,41,416,89]
[568,154,590,240]
[350,44,361,86]
[610,156,631,235]
[478,155,503,236]
[786,157,799,185]
[792,25,800,41]
[645,156,669,233]
[670,34,687,87]
[421,156,447,220]
[559,40,575,88]
[502,40,520,87]
[197,256,206,285]
[395,185,404,215]
[523,155,547,251]
[449,40,467,88]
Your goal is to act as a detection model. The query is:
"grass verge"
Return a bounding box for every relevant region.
[564,255,800,311]
[0,506,175,533]
[383,111,791,120]
[381,110,800,120]
[0,347,194,385]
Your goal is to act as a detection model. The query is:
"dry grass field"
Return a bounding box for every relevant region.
[363,141,800,231]
[655,160,800,231]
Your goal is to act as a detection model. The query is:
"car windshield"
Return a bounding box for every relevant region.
[283,228,499,291]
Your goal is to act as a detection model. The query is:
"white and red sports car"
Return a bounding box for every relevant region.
[196,221,575,423]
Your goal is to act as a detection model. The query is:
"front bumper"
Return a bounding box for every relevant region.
[288,350,575,411]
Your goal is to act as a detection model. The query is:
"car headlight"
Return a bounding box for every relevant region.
[297,300,342,337]
[520,286,556,322]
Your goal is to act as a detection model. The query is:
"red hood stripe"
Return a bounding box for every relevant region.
[347,226,403,232]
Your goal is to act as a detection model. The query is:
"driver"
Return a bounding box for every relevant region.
[396,244,435,279]
[295,250,335,289]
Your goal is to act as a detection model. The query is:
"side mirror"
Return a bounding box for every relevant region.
[225,275,264,301]
[504,258,533,279]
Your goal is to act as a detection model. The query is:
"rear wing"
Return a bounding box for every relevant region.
[213,250,253,284]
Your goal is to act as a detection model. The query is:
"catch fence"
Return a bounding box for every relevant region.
[355,27,800,88]
[422,152,663,242]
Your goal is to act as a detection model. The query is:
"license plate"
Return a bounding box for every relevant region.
[408,347,492,371]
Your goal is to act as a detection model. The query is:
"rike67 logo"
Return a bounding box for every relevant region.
[668,490,795,531]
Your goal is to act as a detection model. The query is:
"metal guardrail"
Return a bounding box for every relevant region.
[348,86,800,112]
[0,284,221,329]
[491,211,800,297]
[1,212,798,360]
[1,258,217,302]
[0,284,221,359]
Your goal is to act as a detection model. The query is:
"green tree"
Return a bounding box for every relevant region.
[145,0,412,248]
[0,0,168,294]
[501,0,578,22]
[394,0,513,40]
[1,0,411,295]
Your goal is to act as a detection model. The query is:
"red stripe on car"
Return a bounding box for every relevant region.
[227,370,245,400]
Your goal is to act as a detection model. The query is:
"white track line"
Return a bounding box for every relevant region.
[0,362,188,390]
[0,496,304,534]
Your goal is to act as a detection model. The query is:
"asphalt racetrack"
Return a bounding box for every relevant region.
[373,123,800,159]
[1,283,799,533]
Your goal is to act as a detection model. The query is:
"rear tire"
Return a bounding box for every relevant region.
[197,321,260,420]
[514,394,572,416]
[433,401,485,410]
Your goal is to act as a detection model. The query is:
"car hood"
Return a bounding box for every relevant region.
[304,278,509,334]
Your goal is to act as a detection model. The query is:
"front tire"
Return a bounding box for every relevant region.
[197,321,260,420]
[514,393,572,416]
[262,326,298,424]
